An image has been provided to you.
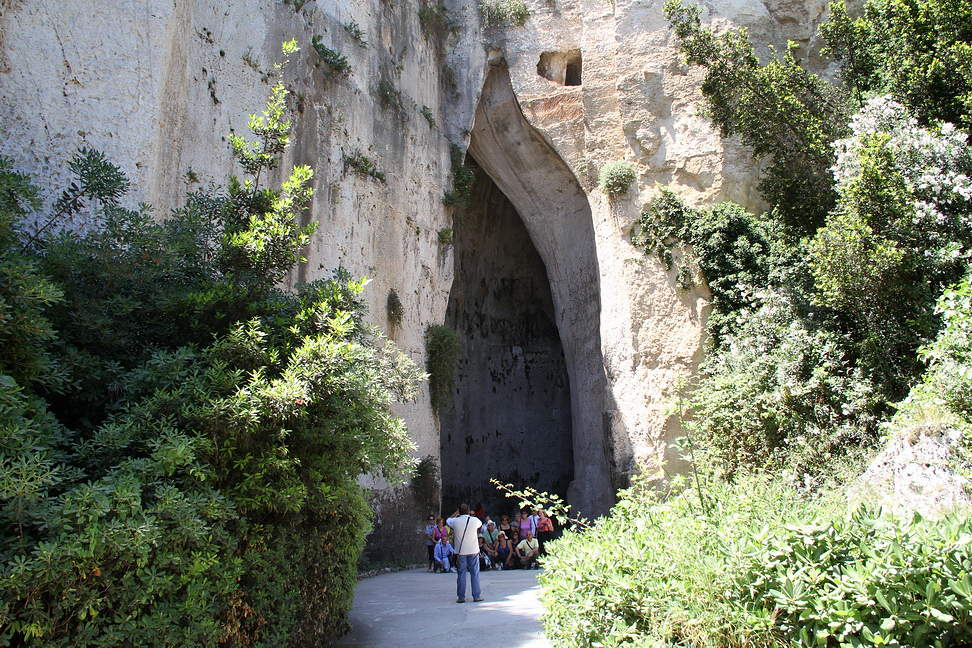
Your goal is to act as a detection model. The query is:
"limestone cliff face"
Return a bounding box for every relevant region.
[0,0,831,554]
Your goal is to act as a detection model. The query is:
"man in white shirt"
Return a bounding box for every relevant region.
[446,503,484,603]
[516,530,540,569]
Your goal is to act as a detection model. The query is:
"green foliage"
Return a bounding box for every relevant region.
[419,3,455,45]
[822,0,972,131]
[747,511,972,647]
[666,0,850,234]
[386,288,403,330]
[411,455,440,513]
[378,79,403,111]
[421,105,436,127]
[0,42,421,646]
[692,295,880,476]
[342,150,387,183]
[809,97,972,401]
[443,142,475,206]
[312,35,352,76]
[343,21,367,48]
[632,189,779,340]
[481,0,529,28]
[491,479,589,528]
[437,226,453,245]
[424,324,459,413]
[908,271,972,426]
[539,474,823,647]
[597,159,636,197]
[540,472,972,647]
[228,41,298,187]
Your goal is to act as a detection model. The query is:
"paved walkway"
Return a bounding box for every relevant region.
[333,567,553,647]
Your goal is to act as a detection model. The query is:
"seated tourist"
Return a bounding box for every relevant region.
[483,532,500,568]
[497,515,515,541]
[516,530,540,570]
[495,532,513,570]
[433,535,455,573]
[482,520,499,548]
[478,536,492,571]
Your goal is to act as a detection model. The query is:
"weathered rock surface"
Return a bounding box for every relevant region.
[0,0,836,555]
[849,425,972,520]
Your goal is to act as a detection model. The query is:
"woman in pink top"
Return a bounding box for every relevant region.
[433,517,450,543]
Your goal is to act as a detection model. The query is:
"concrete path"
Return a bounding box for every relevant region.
[333,567,553,647]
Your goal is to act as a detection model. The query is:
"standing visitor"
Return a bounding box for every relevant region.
[446,503,483,603]
[425,515,437,572]
[433,517,450,544]
[495,532,513,570]
[536,510,554,556]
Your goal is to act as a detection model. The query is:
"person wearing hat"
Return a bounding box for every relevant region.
[446,503,483,603]
[482,519,499,547]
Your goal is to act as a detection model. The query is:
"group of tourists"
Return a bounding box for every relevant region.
[423,502,558,603]
[424,504,556,575]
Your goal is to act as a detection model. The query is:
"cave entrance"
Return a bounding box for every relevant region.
[439,161,574,517]
[439,61,614,520]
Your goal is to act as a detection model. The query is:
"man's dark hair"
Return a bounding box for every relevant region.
[459,503,470,515]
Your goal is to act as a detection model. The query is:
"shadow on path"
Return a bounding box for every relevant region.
[333,567,552,647]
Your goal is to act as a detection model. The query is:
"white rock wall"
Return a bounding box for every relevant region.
[0,0,835,525]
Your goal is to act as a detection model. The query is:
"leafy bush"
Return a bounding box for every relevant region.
[598,160,636,197]
[0,41,420,646]
[425,324,460,413]
[343,149,386,182]
[666,0,849,234]
[809,96,972,402]
[312,35,351,76]
[481,0,529,28]
[821,0,972,131]
[443,142,475,206]
[632,190,778,340]
[907,270,972,427]
[539,475,824,647]
[540,474,972,647]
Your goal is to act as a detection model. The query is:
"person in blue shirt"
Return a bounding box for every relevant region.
[433,535,455,573]
[425,515,437,572]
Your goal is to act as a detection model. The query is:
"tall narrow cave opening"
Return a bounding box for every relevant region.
[439,159,574,517]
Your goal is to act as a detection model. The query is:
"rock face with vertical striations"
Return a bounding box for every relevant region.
[0,0,833,557]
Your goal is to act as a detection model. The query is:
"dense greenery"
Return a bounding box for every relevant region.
[598,160,638,198]
[539,1,972,645]
[665,0,849,234]
[540,475,972,648]
[0,42,420,646]
[424,323,460,413]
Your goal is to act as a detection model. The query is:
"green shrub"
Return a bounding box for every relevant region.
[343,149,386,182]
[437,226,453,244]
[539,474,824,647]
[906,270,972,427]
[540,474,972,647]
[598,160,636,197]
[0,41,420,646]
[425,324,460,412]
[747,511,972,647]
[312,35,351,76]
[387,288,404,330]
[481,0,529,28]
[443,142,475,206]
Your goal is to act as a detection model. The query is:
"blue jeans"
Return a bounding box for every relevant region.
[456,553,481,600]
